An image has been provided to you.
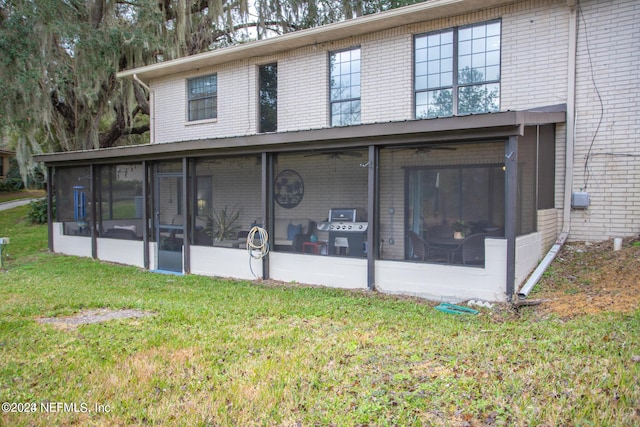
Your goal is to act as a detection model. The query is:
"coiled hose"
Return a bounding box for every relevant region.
[246,226,269,278]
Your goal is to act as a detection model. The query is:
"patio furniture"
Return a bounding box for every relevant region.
[302,240,327,254]
[427,224,452,239]
[407,230,451,262]
[102,227,141,240]
[461,233,486,265]
[273,218,316,251]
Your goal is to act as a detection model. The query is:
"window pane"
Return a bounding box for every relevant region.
[416,61,428,76]
[441,58,453,73]
[188,74,217,121]
[415,75,428,90]
[427,33,441,47]
[415,36,428,50]
[427,60,440,75]
[441,31,453,44]
[486,22,501,37]
[415,48,428,62]
[459,27,472,41]
[330,47,361,125]
[472,25,486,39]
[472,37,485,53]
[459,40,472,56]
[486,49,500,67]
[472,52,486,68]
[350,84,360,99]
[485,65,500,81]
[441,43,453,58]
[441,73,453,86]
[428,46,440,59]
[416,89,453,118]
[259,63,277,133]
[487,35,500,51]
[458,83,500,115]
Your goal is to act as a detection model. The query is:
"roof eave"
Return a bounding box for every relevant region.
[117,0,516,82]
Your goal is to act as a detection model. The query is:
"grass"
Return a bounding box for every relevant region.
[1,206,639,426]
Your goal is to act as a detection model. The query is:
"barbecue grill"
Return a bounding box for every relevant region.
[324,208,367,257]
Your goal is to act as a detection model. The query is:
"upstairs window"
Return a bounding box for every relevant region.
[259,63,278,133]
[415,20,500,118]
[188,74,217,121]
[330,47,361,126]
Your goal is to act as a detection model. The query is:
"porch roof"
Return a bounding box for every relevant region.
[118,0,519,83]
[34,105,566,166]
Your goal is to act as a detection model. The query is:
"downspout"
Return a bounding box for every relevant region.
[133,74,155,144]
[518,1,577,298]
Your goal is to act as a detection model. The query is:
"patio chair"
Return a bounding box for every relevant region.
[462,233,486,265]
[406,230,449,262]
[427,224,452,239]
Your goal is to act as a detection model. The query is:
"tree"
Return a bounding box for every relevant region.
[0,0,421,183]
[420,67,500,119]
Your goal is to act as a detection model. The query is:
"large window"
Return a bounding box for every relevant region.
[259,63,277,133]
[188,74,217,121]
[330,47,361,126]
[415,20,500,118]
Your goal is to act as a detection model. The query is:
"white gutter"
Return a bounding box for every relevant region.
[518,2,577,298]
[133,74,155,145]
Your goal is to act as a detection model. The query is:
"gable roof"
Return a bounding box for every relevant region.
[117,0,517,82]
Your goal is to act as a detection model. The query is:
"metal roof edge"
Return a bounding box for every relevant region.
[34,106,566,165]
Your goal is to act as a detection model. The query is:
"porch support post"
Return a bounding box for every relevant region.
[90,164,97,259]
[182,157,190,274]
[46,166,54,252]
[505,135,518,300]
[142,161,150,270]
[367,145,379,291]
[261,152,273,279]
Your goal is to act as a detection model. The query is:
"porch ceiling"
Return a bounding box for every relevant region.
[34,106,566,166]
[118,0,517,82]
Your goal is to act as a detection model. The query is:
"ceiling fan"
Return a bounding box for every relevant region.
[393,145,457,157]
[304,150,363,160]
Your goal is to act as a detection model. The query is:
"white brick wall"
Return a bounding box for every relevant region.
[278,50,328,132]
[568,0,640,241]
[151,0,574,143]
[361,33,413,123]
[148,0,640,242]
[500,1,570,110]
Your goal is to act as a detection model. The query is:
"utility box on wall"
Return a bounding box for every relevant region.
[571,191,590,209]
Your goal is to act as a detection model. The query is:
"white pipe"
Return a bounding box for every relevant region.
[519,4,577,299]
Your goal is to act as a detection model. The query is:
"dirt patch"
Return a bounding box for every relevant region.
[530,236,640,318]
[38,308,154,329]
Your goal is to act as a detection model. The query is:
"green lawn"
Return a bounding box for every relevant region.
[1,206,639,426]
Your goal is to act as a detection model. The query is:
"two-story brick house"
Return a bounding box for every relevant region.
[35,0,640,302]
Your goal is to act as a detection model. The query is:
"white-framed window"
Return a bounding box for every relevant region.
[187,74,217,121]
[329,47,361,126]
[415,20,501,118]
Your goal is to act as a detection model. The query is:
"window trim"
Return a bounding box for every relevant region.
[329,46,362,127]
[187,74,218,122]
[414,19,501,118]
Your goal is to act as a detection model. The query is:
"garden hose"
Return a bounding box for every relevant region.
[246,226,269,279]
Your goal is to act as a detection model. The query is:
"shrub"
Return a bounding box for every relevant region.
[27,198,51,224]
